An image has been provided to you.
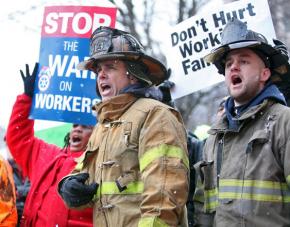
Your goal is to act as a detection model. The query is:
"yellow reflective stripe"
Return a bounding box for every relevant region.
[205,188,217,198]
[74,162,83,171]
[220,179,289,189]
[219,179,290,203]
[204,188,218,211]
[194,188,205,203]
[204,200,218,211]
[138,217,169,227]
[74,152,88,171]
[287,175,290,186]
[194,181,205,202]
[139,144,189,172]
[94,181,144,199]
[219,192,290,202]
[194,194,204,203]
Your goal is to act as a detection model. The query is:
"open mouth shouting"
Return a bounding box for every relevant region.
[99,83,112,96]
[70,134,82,146]
[231,74,242,88]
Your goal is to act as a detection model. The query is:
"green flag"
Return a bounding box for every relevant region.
[35,123,72,147]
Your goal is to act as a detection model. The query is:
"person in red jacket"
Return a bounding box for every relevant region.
[5,63,94,227]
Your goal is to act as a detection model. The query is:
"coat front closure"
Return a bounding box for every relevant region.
[74,93,189,227]
[201,100,290,227]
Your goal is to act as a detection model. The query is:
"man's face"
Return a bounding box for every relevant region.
[69,124,93,152]
[95,60,136,101]
[224,48,271,106]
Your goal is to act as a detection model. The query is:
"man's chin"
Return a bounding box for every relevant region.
[230,90,243,100]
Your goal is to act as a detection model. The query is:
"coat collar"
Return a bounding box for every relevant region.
[93,94,138,123]
[209,99,272,134]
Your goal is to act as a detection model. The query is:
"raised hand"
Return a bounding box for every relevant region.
[20,63,39,97]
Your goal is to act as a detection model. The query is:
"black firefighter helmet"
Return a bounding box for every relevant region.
[78,26,168,86]
[204,18,290,84]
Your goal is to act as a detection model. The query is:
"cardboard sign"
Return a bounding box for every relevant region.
[165,0,276,99]
[30,5,117,125]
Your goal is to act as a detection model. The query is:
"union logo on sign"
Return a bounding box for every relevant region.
[38,66,51,91]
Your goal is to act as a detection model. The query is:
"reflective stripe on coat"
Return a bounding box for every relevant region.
[198,100,290,227]
[70,94,189,227]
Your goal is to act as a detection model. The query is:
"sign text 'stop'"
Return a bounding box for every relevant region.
[41,6,117,38]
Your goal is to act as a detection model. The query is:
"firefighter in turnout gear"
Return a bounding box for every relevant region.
[58,26,189,227]
[193,18,290,227]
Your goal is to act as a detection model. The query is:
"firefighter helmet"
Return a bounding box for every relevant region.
[78,26,168,85]
[204,18,290,84]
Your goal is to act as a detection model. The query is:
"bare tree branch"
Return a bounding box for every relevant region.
[188,0,197,17]
[178,0,186,23]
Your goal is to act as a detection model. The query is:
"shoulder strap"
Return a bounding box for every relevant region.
[216,136,223,188]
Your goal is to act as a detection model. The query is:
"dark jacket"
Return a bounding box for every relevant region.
[186,132,204,227]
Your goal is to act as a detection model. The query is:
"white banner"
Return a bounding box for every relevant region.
[165,0,276,99]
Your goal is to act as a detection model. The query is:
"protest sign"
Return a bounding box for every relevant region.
[30,5,117,125]
[165,0,276,99]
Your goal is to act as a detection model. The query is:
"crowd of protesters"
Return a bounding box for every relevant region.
[1,17,290,227]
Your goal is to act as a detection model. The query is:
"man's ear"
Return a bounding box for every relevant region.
[128,75,138,84]
[261,68,271,82]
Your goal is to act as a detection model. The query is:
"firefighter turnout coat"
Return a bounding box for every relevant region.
[65,93,189,227]
[196,99,290,227]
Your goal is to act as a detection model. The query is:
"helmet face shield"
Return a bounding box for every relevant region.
[78,26,167,85]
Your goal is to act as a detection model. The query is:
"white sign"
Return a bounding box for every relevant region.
[165,0,276,99]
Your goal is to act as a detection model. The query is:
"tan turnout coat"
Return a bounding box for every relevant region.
[65,93,189,227]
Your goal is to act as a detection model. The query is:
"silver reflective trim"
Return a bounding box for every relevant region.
[219,185,290,197]
[227,41,261,50]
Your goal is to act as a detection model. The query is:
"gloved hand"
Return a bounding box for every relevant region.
[158,80,175,107]
[58,173,98,208]
[273,39,289,61]
[20,63,39,97]
[272,39,290,106]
